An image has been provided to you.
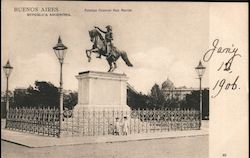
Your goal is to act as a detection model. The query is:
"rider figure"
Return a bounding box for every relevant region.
[94,25,114,58]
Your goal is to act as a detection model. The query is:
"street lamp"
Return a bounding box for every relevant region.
[195,60,206,129]
[3,60,13,128]
[53,36,67,137]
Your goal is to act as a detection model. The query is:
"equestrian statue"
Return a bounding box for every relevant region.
[86,25,133,72]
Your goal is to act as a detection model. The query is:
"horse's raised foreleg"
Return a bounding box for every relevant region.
[86,48,99,62]
[86,49,92,62]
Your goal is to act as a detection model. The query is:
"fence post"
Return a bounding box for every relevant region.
[48,107,51,136]
[142,109,144,133]
[93,110,95,136]
[52,107,55,137]
[145,108,148,133]
[21,107,24,132]
[19,108,21,131]
[153,108,156,133]
[97,110,100,136]
[160,108,163,132]
[23,108,26,132]
[102,109,105,135]
[5,107,9,129]
[133,110,136,134]
[129,110,132,134]
[82,110,85,136]
[107,110,110,135]
[7,108,13,131]
[77,109,80,136]
[71,109,74,136]
[42,107,45,136]
[137,109,140,133]
[112,109,115,135]
[87,111,90,136]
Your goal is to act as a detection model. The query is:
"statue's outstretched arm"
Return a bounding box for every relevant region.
[94,26,107,33]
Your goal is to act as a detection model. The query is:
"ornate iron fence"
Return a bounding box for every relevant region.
[6,107,60,137]
[61,108,200,137]
[6,108,200,137]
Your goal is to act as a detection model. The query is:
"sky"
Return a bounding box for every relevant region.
[1,2,209,94]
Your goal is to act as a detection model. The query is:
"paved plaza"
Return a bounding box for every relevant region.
[2,135,208,158]
[1,120,208,158]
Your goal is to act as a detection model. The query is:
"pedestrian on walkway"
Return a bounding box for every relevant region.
[108,123,114,135]
[121,116,129,135]
[114,117,120,135]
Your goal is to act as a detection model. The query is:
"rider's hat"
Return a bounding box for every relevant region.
[106,25,112,30]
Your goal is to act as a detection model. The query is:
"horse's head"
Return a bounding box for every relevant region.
[88,29,105,43]
[88,29,96,43]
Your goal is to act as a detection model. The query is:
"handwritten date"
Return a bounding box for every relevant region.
[203,39,238,62]
[212,76,239,98]
[203,39,241,73]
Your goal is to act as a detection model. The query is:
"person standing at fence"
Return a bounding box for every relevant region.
[122,116,129,135]
[114,117,120,135]
[123,116,129,135]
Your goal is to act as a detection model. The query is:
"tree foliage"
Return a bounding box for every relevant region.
[9,80,209,119]
[181,89,209,119]
[13,81,77,109]
[127,82,209,118]
[63,92,78,110]
[127,89,150,109]
[150,84,165,107]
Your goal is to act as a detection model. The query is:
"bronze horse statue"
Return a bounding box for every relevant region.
[86,29,133,72]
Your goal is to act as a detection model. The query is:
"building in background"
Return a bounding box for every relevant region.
[161,78,208,101]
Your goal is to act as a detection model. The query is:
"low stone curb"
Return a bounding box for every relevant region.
[1,128,208,148]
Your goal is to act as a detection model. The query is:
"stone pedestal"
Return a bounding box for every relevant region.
[73,71,131,112]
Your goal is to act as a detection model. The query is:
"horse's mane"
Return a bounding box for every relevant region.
[92,29,105,41]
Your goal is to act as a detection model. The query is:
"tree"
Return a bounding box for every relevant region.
[13,81,78,109]
[163,98,180,109]
[150,84,165,109]
[202,89,209,119]
[181,89,209,119]
[13,81,59,108]
[34,81,60,107]
[127,88,150,109]
[63,92,78,110]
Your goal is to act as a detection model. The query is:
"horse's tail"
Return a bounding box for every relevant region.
[121,51,133,67]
